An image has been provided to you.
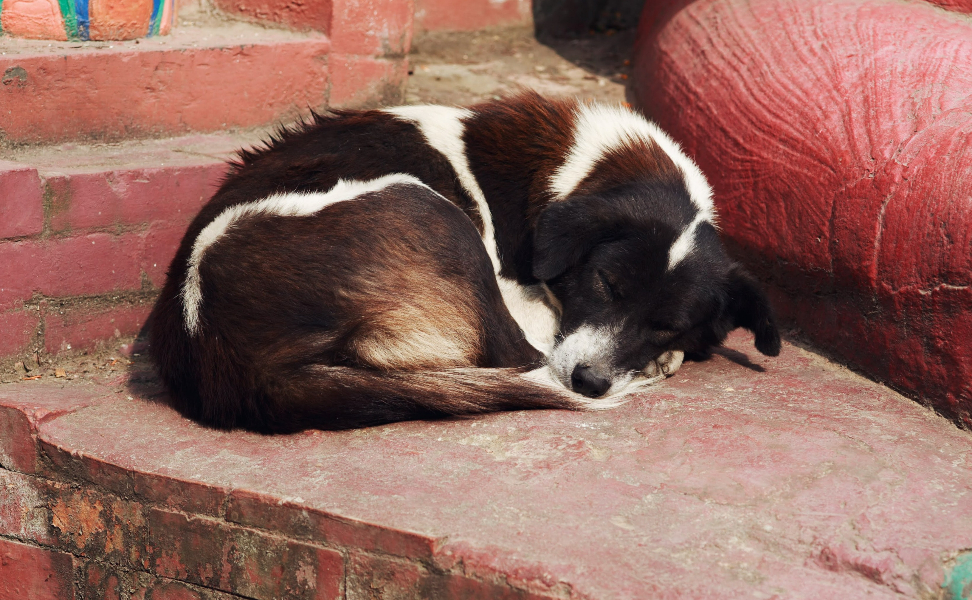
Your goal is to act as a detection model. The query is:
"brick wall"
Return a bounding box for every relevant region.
[0,159,227,362]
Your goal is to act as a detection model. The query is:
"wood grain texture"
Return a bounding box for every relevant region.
[633,0,972,425]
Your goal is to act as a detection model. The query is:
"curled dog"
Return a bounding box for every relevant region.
[149,93,780,431]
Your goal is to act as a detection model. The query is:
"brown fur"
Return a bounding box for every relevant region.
[572,140,683,198]
[150,182,580,432]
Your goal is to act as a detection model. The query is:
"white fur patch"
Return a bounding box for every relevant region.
[382,105,503,275]
[547,324,635,397]
[385,105,562,355]
[521,365,626,410]
[549,103,715,222]
[496,279,560,355]
[182,173,430,335]
[667,212,709,270]
[547,325,685,399]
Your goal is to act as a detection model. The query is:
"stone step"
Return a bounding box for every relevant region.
[1,332,971,598]
[0,131,262,359]
[0,21,330,145]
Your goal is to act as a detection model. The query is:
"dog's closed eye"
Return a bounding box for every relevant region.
[596,269,623,301]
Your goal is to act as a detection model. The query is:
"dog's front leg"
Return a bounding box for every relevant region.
[643,350,685,381]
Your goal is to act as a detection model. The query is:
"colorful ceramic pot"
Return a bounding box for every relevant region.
[0,0,175,40]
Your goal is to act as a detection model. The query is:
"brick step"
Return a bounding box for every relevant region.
[0,131,262,359]
[2,332,972,598]
[0,21,330,145]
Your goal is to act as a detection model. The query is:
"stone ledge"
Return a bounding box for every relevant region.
[1,332,971,598]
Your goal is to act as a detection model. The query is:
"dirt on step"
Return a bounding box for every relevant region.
[406,26,635,106]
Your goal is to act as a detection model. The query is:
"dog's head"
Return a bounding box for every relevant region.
[533,180,780,397]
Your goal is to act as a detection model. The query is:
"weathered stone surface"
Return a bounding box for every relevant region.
[146,509,344,599]
[0,383,107,473]
[48,484,148,568]
[226,489,437,559]
[9,332,971,598]
[347,551,558,600]
[633,0,972,426]
[0,468,54,545]
[84,561,245,600]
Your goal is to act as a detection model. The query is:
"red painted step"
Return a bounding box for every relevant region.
[1,332,971,598]
[0,132,260,359]
[0,22,330,145]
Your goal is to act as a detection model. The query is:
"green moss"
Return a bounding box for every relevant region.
[945,552,972,600]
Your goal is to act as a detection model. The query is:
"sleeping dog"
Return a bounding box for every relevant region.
[149,92,780,432]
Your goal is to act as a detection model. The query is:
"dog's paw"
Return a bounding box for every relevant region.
[644,350,685,380]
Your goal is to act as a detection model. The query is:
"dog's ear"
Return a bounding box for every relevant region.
[726,265,781,356]
[533,198,605,281]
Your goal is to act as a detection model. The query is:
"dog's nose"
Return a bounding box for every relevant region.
[571,365,611,397]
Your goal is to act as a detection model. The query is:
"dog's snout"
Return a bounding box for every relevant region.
[570,365,611,397]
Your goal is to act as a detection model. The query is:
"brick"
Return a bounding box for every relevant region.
[0,28,330,144]
[40,440,136,497]
[433,573,560,600]
[434,540,569,598]
[46,163,225,232]
[0,384,107,474]
[84,561,125,600]
[0,233,143,310]
[347,552,557,600]
[0,161,44,240]
[48,232,144,297]
[211,0,333,33]
[0,538,75,600]
[0,239,43,310]
[0,309,39,357]
[328,54,408,108]
[44,303,153,354]
[346,552,424,600]
[84,563,244,600]
[0,407,37,473]
[48,485,148,568]
[0,469,54,545]
[139,222,191,289]
[147,509,344,599]
[414,0,529,32]
[226,490,437,559]
[51,232,144,296]
[330,0,413,56]
[132,473,227,518]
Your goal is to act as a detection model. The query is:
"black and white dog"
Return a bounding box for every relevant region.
[149,92,780,432]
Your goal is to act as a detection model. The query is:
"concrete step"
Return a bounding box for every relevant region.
[0,21,330,145]
[0,131,262,360]
[1,331,971,598]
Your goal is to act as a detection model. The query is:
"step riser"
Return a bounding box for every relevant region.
[0,40,330,145]
[1,466,556,599]
[0,159,227,359]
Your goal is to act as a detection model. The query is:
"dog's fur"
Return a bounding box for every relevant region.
[149,92,780,432]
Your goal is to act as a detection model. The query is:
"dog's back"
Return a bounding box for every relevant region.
[150,175,581,432]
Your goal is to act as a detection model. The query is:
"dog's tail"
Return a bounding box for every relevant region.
[249,365,619,432]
